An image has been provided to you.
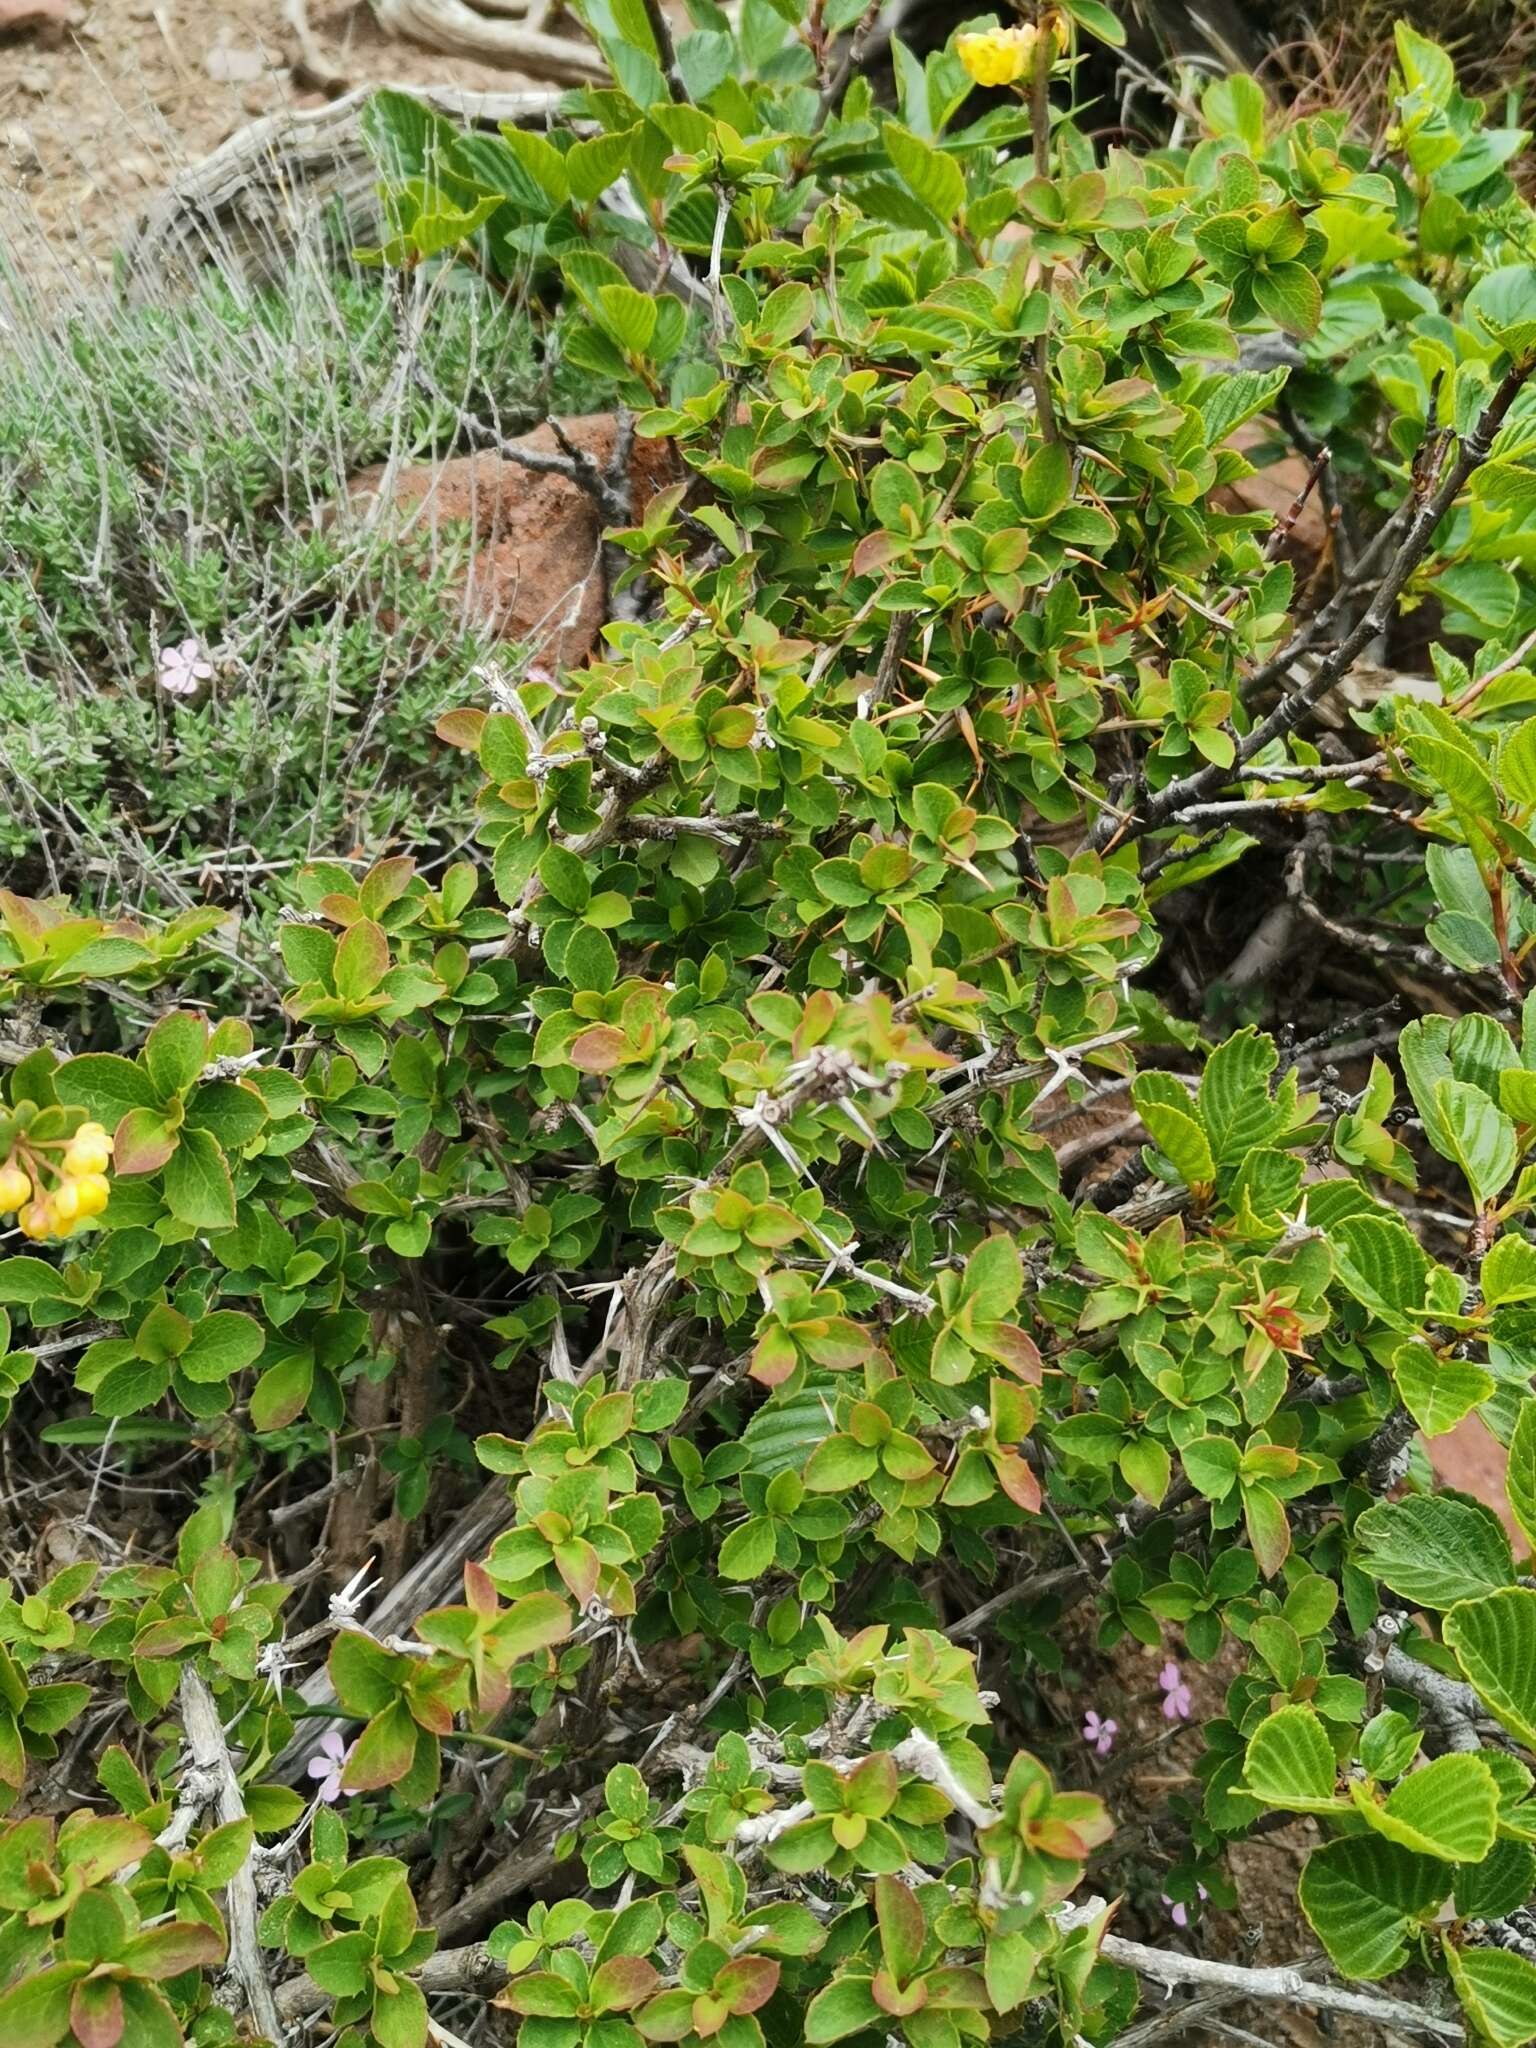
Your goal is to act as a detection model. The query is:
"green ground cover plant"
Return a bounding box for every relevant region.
[8,5,1536,2047]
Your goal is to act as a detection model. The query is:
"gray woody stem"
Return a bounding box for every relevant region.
[174,1667,284,2043]
[1057,1899,1463,2041]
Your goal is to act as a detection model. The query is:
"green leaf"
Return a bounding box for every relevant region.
[1243,1705,1343,1814]
[1298,1836,1449,1979]
[1060,0,1126,44]
[1131,1079,1215,1186]
[1445,1941,1536,2047]
[55,1054,158,1122]
[1436,1080,1518,1207]
[1197,1027,1279,1165]
[1355,1495,1514,1610]
[805,1972,884,2044]
[1510,1400,1536,1558]
[0,1963,81,2048]
[0,1259,66,1306]
[1253,262,1322,337]
[882,123,966,225]
[178,1311,265,1385]
[1180,1435,1240,1501]
[1118,1436,1170,1507]
[1445,1588,1536,1749]
[163,1127,236,1230]
[1393,1342,1493,1437]
[1350,1752,1499,1863]
[1333,1214,1429,1317]
[1466,265,1536,361]
[718,1516,778,1582]
[565,925,618,994]
[142,1012,208,1100]
[802,1435,878,1492]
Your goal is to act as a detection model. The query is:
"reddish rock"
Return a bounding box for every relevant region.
[346,415,677,670]
[1428,1416,1520,1550]
[0,0,79,36]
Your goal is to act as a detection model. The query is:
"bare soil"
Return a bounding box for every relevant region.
[0,0,551,283]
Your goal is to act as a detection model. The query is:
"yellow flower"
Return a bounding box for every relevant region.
[73,1174,111,1219]
[0,1165,30,1216]
[956,22,1038,87]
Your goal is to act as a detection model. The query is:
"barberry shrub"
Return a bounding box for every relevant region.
[8,8,1536,2048]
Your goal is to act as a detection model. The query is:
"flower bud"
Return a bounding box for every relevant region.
[0,1165,31,1215]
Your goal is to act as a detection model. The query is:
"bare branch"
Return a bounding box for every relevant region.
[1097,356,1536,847]
[1056,1900,1464,2041]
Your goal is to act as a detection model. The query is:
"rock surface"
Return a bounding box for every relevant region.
[346,415,677,671]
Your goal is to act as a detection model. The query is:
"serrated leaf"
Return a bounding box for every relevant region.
[1298,1835,1449,1979]
[1445,1941,1536,2048]
[1350,1752,1499,1863]
[1197,1026,1280,1164]
[1243,1705,1344,1814]
[1333,1213,1430,1319]
[1436,1080,1518,1207]
[882,124,966,224]
[1509,1401,1536,1558]
[1393,1341,1494,1437]
[1355,1495,1514,1610]
[1446,1589,1536,1750]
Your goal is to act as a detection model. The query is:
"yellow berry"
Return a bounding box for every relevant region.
[72,1174,110,1218]
[0,1166,31,1215]
[52,1181,81,1223]
[17,1201,53,1241]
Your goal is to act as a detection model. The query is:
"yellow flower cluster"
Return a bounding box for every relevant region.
[0,1122,113,1241]
[956,21,1040,86]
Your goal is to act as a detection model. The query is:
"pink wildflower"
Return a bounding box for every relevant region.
[158,638,214,698]
[307,1730,351,1803]
[1159,1658,1193,1721]
[1082,1709,1117,1757]
[1162,1883,1208,1929]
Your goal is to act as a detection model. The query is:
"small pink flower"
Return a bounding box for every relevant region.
[1082,1710,1117,1757]
[1159,1658,1193,1721]
[307,1730,351,1803]
[1162,1884,1208,1929]
[158,638,214,698]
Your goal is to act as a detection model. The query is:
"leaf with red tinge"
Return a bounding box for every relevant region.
[553,1536,601,1606]
[68,1978,122,2048]
[119,1920,226,1980]
[343,1699,418,1791]
[570,1025,629,1073]
[994,1451,1042,1515]
[717,1956,780,2016]
[591,1956,661,2014]
[436,707,486,750]
[332,919,390,1002]
[990,1324,1043,1382]
[112,1107,178,1176]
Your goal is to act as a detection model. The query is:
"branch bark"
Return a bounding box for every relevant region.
[1056,1900,1464,2041]
[174,1668,284,2044]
